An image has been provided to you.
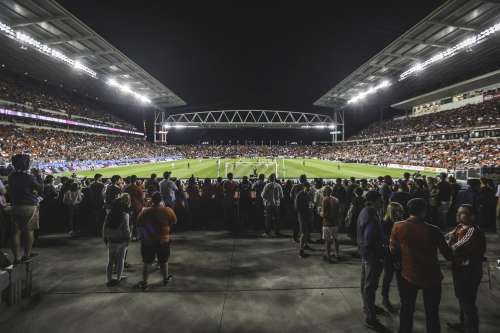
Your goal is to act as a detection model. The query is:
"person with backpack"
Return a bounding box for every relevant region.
[261,173,283,237]
[103,194,131,287]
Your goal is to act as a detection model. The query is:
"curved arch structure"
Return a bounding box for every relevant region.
[154,109,344,143]
[160,110,335,128]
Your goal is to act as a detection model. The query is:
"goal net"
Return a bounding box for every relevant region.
[221,159,279,178]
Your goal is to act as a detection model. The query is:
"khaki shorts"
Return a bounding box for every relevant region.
[12,205,38,232]
[322,226,338,241]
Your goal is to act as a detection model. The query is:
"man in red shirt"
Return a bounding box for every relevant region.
[136,192,177,290]
[390,198,453,333]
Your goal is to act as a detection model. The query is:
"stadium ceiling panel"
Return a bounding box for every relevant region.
[161,110,336,129]
[0,0,185,108]
[314,0,500,108]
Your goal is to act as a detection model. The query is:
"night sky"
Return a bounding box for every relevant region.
[57,0,445,135]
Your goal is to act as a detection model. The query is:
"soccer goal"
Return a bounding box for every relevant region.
[220,159,279,178]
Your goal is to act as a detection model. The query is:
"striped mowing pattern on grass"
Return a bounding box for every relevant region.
[63,158,436,179]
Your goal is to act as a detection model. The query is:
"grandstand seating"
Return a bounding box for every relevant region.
[349,99,500,141]
[0,69,138,132]
[0,71,498,172]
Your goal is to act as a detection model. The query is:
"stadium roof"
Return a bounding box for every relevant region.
[0,0,186,109]
[391,68,500,110]
[314,0,500,109]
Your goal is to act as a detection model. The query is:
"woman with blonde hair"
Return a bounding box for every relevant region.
[103,193,131,286]
[381,201,405,312]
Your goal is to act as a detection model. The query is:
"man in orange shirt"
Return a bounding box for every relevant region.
[390,198,453,333]
[136,192,177,290]
[124,175,144,240]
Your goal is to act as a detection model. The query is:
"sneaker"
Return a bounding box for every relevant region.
[374,305,387,315]
[163,274,173,286]
[382,299,396,313]
[135,281,149,291]
[446,322,464,332]
[299,250,306,258]
[364,318,384,331]
[106,279,118,287]
[117,275,127,283]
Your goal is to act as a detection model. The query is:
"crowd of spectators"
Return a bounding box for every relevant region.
[0,152,498,331]
[0,70,138,131]
[350,100,500,140]
[0,126,176,165]
[0,125,498,171]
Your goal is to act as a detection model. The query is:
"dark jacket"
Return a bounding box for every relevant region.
[357,206,384,261]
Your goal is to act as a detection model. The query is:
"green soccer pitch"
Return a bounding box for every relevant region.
[64,158,435,179]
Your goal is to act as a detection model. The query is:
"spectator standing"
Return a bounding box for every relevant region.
[357,190,385,330]
[295,182,314,258]
[252,174,266,230]
[159,171,178,208]
[381,201,404,313]
[201,178,216,228]
[103,194,131,286]
[124,175,144,240]
[186,176,201,229]
[291,174,308,242]
[321,186,340,262]
[145,173,159,197]
[390,198,454,333]
[136,192,177,290]
[88,174,105,236]
[0,179,7,248]
[436,173,453,229]
[222,173,238,232]
[478,178,496,230]
[238,176,252,234]
[261,173,283,237]
[345,187,365,242]
[446,205,486,333]
[63,180,83,236]
[8,154,43,263]
[497,183,500,236]
[105,175,123,211]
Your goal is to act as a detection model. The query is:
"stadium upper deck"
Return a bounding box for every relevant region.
[315,0,500,111]
[0,0,185,109]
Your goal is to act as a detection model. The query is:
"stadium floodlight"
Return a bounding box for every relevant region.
[0,20,98,78]
[328,124,337,129]
[400,22,500,80]
[106,77,151,104]
[163,124,199,129]
[0,19,154,106]
[347,79,391,104]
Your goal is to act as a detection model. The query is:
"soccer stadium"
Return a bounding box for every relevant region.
[0,0,499,332]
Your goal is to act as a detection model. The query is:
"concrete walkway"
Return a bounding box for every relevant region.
[1,231,499,333]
